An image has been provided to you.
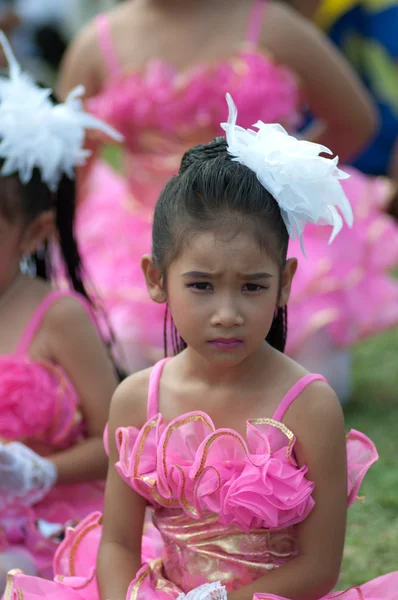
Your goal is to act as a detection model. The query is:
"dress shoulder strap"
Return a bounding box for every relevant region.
[245,0,267,47]
[95,13,123,77]
[147,358,170,420]
[16,290,97,355]
[272,374,328,422]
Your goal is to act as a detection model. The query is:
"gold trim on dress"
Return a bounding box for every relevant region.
[68,516,103,576]
[248,418,295,460]
[4,569,23,600]
[162,415,214,484]
[150,488,180,507]
[133,417,158,478]
[173,464,198,516]
[194,431,249,479]
[129,564,154,600]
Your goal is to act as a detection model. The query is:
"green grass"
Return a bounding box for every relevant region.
[338,327,398,588]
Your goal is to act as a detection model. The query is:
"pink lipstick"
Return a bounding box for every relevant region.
[208,338,243,350]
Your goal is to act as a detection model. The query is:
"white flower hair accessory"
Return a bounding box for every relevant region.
[221,93,353,254]
[0,31,123,192]
[177,582,227,600]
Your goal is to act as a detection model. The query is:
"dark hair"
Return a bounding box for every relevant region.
[153,137,289,354]
[0,91,125,379]
[0,164,87,289]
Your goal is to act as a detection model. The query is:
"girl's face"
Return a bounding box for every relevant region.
[144,229,297,366]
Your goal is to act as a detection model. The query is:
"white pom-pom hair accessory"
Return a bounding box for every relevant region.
[0,31,123,192]
[221,93,353,255]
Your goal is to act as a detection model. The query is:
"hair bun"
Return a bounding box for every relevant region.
[179,137,228,174]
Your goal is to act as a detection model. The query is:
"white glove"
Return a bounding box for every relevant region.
[178,582,227,600]
[0,442,57,509]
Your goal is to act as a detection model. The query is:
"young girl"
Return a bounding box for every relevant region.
[56,0,398,401]
[0,33,122,583]
[6,96,397,600]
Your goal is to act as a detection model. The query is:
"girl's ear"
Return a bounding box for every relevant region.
[278,257,298,307]
[19,210,55,255]
[141,254,167,303]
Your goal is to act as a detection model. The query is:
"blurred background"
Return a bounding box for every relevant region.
[0,0,119,82]
[0,0,397,589]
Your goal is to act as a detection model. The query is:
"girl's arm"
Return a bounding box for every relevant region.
[97,372,151,600]
[45,296,118,483]
[229,381,348,600]
[57,20,103,101]
[263,2,378,162]
[56,21,106,203]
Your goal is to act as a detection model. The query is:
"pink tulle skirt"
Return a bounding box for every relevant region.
[0,482,104,579]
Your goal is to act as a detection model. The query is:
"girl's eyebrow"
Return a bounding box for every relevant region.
[239,272,274,280]
[182,271,273,279]
[182,271,214,278]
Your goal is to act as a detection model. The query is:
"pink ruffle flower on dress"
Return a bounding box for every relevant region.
[116,412,315,532]
[115,411,377,533]
[0,357,82,447]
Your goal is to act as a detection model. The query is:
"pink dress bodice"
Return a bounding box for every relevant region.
[87,0,301,210]
[0,290,92,451]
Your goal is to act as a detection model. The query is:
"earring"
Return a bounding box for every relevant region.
[20,253,36,277]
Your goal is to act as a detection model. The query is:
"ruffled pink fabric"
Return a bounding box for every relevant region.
[287,168,398,351]
[115,412,315,531]
[346,429,378,507]
[87,53,301,152]
[0,357,82,447]
[0,482,105,579]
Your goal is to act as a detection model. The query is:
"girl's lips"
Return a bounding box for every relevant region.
[208,338,243,350]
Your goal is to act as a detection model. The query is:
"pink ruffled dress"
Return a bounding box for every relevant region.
[0,291,105,578]
[6,358,398,600]
[76,0,398,370]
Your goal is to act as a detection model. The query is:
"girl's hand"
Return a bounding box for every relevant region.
[0,442,57,509]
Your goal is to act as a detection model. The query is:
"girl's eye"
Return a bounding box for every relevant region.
[186,282,213,291]
[243,283,267,292]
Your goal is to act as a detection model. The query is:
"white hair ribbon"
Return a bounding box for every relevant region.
[0,31,123,191]
[221,93,353,255]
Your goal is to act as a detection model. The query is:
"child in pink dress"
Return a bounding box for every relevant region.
[6,96,398,600]
[57,0,398,401]
[0,34,121,583]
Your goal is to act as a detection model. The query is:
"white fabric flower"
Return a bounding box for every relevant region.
[0,31,123,191]
[177,582,227,600]
[221,93,353,254]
